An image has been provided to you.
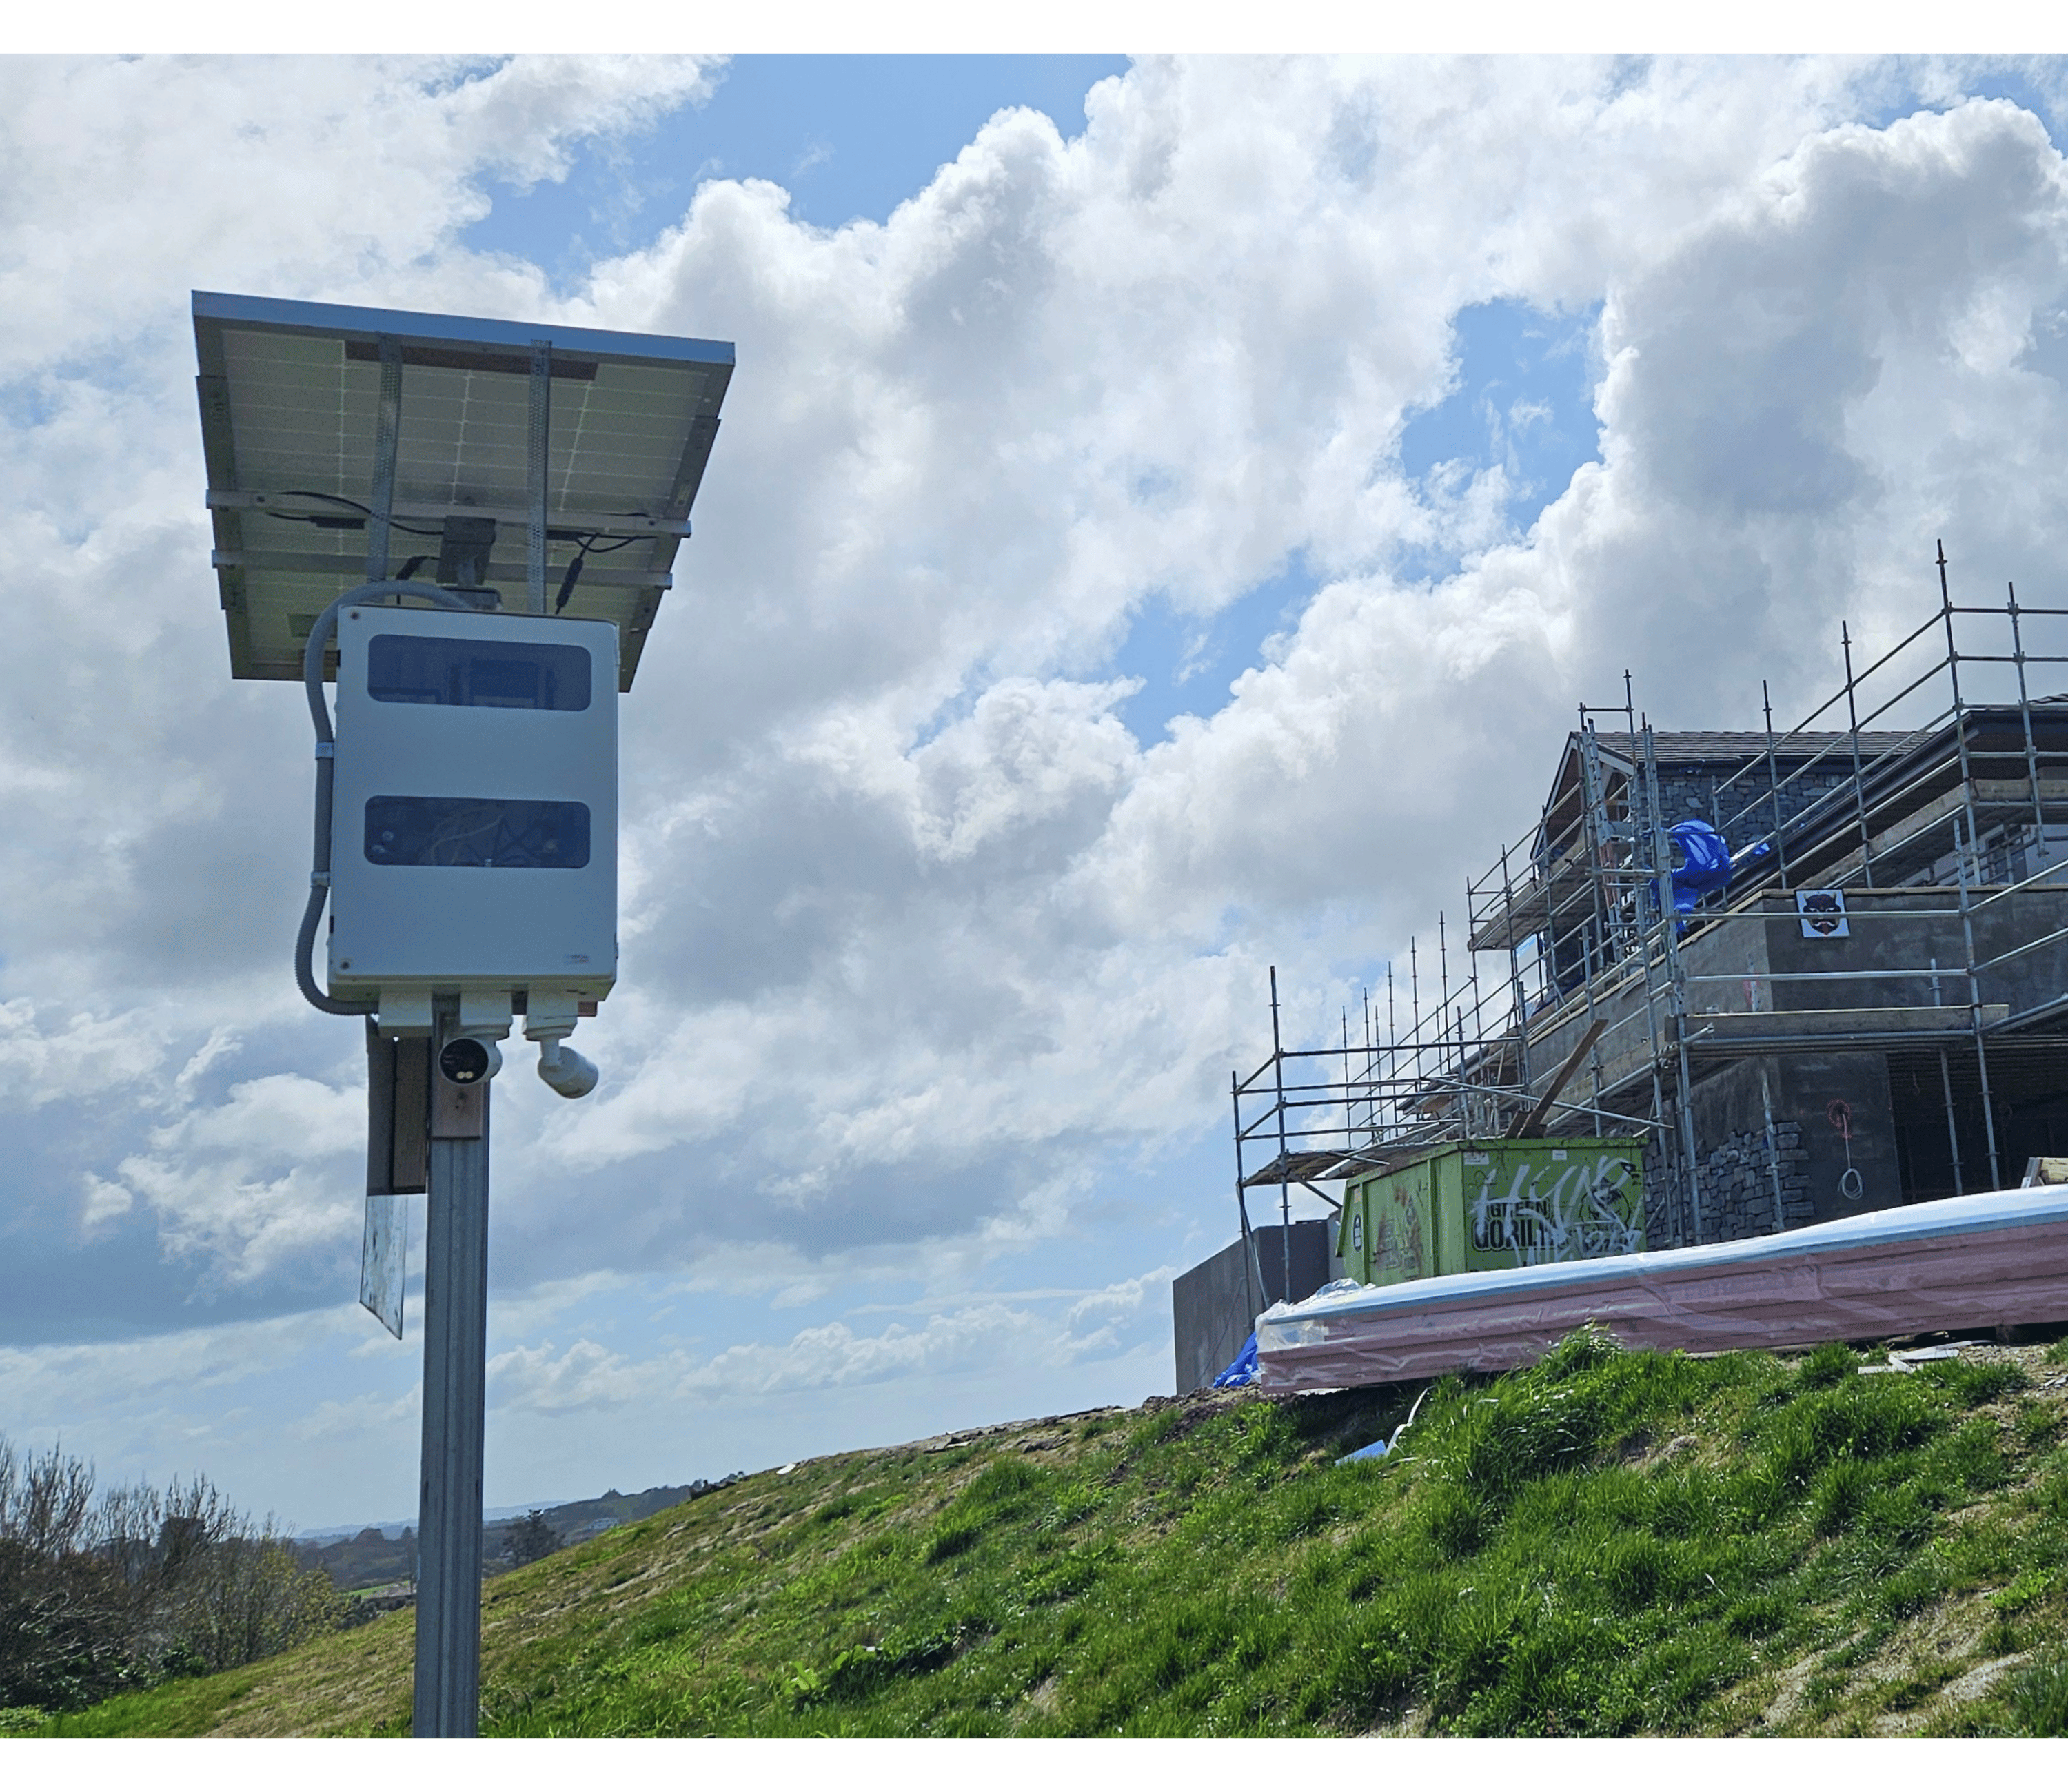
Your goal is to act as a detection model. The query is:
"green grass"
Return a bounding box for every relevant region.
[18,1329,2068,1738]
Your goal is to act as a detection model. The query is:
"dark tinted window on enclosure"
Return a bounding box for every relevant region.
[364,796,591,870]
[367,635,591,711]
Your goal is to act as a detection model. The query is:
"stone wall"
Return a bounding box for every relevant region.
[1700,1120,1815,1239]
[1644,1120,1815,1246]
[1660,761,1861,841]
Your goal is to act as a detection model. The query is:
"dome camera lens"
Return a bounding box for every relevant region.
[439,1037,494,1084]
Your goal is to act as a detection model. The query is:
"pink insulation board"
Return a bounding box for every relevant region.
[1255,1186,2068,1392]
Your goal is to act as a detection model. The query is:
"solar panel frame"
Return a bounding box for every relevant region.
[193,291,733,691]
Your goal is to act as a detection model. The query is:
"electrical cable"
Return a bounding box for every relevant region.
[551,528,646,613]
[267,489,445,536]
[296,579,496,1017]
[274,490,651,552]
[553,553,585,614]
[271,496,648,621]
[267,489,656,618]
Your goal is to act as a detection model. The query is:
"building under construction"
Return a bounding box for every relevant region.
[1175,552,2068,1391]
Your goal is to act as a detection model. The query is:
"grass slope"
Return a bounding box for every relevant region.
[19,1330,2068,1738]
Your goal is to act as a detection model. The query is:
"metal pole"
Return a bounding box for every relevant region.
[1361,987,1375,1145]
[1952,817,2003,1189]
[1841,620,1874,887]
[1232,1072,1262,1331]
[1501,844,1532,1121]
[1341,1008,1353,1158]
[1645,724,1705,1243]
[1408,937,1421,1119]
[1574,724,1612,1136]
[1269,967,1292,1301]
[1759,1061,1787,1234]
[414,1049,491,1738]
[1237,1185,1266,1334]
[2009,582,2047,865]
[1386,964,1398,1142]
[1621,726,1672,1239]
[1940,1050,1966,1197]
[527,340,552,616]
[1762,680,1789,886]
[1438,910,1466,1132]
[1940,542,1987,879]
[1931,958,1965,1197]
[1577,722,1616,964]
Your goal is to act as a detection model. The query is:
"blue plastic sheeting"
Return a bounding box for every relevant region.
[1648,819,1728,923]
[1668,819,1732,913]
[1656,820,1771,930]
[1335,1438,1390,1465]
[1212,1332,1259,1388]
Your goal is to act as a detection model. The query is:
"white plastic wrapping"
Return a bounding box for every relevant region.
[1257,1187,2068,1390]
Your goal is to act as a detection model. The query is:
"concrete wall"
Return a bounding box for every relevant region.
[1172,1221,1332,1395]
[1512,885,2068,1238]
[1523,888,2068,1109]
[1712,1051,1900,1223]
[1759,888,2068,1021]
[1645,1051,1901,1246]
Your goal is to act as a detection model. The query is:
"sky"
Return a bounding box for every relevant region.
[8,53,2068,1530]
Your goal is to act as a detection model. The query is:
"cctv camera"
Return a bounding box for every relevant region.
[438,1036,501,1085]
[536,1037,598,1099]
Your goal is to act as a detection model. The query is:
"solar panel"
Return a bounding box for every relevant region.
[192,292,733,691]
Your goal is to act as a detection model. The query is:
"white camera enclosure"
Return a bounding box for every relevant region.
[329,605,618,1026]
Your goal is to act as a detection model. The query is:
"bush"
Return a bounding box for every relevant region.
[0,1434,343,1711]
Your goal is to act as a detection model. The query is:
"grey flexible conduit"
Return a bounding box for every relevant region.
[296,581,496,1016]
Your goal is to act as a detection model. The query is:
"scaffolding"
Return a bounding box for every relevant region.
[1233,549,2068,1288]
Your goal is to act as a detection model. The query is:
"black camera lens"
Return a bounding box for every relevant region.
[439,1037,492,1084]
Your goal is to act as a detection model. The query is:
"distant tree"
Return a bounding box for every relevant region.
[502,1510,560,1567]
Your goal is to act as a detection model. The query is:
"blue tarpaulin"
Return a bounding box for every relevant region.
[1212,1332,1259,1388]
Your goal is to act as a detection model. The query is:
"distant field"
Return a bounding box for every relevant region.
[17,1331,2068,1738]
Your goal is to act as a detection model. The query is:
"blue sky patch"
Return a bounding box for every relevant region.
[1113,553,1318,744]
[1399,296,1603,545]
[465,55,1132,287]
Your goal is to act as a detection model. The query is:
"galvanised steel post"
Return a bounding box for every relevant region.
[414,1066,491,1738]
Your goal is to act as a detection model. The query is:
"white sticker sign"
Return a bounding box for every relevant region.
[1797,889,1849,938]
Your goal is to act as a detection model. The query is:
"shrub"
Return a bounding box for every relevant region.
[0,1434,342,1710]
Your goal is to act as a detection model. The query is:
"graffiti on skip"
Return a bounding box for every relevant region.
[1469,1157,1644,1265]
